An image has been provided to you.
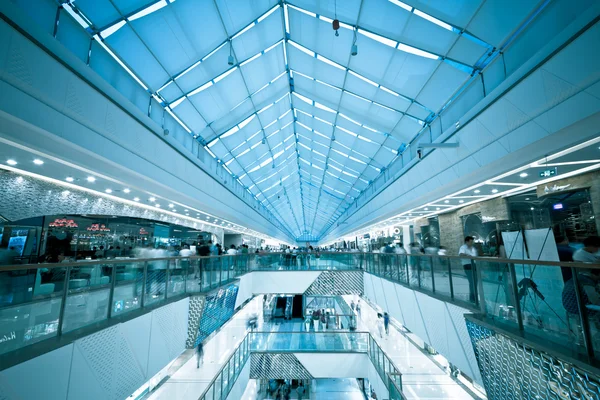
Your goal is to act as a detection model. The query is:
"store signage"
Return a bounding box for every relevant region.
[139,228,149,235]
[553,203,564,210]
[363,234,370,239]
[544,184,571,194]
[49,218,78,228]
[539,168,557,178]
[87,224,110,232]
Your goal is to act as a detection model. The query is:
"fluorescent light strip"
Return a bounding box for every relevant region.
[413,9,453,31]
[93,37,148,91]
[128,0,167,22]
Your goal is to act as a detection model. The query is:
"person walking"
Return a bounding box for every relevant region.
[320,309,327,331]
[383,312,390,336]
[196,342,204,368]
[297,383,306,400]
[376,313,385,338]
[459,236,478,302]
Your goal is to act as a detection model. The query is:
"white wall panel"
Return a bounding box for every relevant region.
[295,353,370,378]
[235,273,255,309]
[0,298,190,400]
[0,343,73,400]
[364,273,482,386]
[250,272,321,294]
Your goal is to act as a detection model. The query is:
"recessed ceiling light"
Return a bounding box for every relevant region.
[87,176,96,182]
[436,207,440,211]
[123,188,131,193]
[530,207,534,210]
[184,209,188,212]
[105,189,112,193]
[525,198,530,201]
[474,189,480,194]
[491,189,498,193]
[65,177,74,182]
[33,159,44,165]
[444,200,449,203]
[155,204,161,208]
[149,197,156,202]
[168,204,174,208]
[6,159,17,165]
[424,208,429,211]
[519,172,528,178]
[459,200,465,203]
[133,197,140,202]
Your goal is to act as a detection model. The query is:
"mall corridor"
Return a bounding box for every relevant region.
[2,0,600,399]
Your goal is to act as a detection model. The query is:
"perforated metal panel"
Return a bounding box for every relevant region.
[0,170,224,237]
[304,271,363,296]
[466,319,600,400]
[250,353,313,380]
[185,296,206,348]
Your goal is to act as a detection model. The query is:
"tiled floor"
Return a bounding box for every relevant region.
[345,295,482,400]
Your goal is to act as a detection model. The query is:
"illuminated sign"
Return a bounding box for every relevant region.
[49,218,78,228]
[553,203,564,210]
[87,224,110,232]
[539,168,557,178]
[139,228,149,235]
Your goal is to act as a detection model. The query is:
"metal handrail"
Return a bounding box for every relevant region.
[2,251,599,272]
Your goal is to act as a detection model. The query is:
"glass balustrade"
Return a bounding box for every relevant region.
[249,331,369,352]
[2,252,600,364]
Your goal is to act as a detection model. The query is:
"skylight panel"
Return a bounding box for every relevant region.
[339,113,361,126]
[414,9,453,31]
[273,150,285,159]
[240,52,262,67]
[129,0,167,22]
[214,67,238,83]
[332,149,348,157]
[170,96,185,108]
[238,114,255,129]
[314,116,333,126]
[206,147,217,158]
[287,4,316,17]
[63,4,90,28]
[289,41,315,57]
[284,134,295,142]
[264,40,284,54]
[93,36,148,90]
[380,86,399,97]
[300,158,311,165]
[258,103,273,114]
[315,102,336,113]
[313,164,324,171]
[398,44,439,59]
[237,148,251,157]
[232,22,256,40]
[221,126,239,138]
[358,135,372,143]
[250,141,261,150]
[358,29,397,49]
[223,165,233,175]
[348,70,378,87]
[293,92,313,104]
[101,21,126,38]
[338,126,358,137]
[188,81,213,97]
[248,165,261,173]
[388,0,413,12]
[298,142,311,151]
[316,55,345,70]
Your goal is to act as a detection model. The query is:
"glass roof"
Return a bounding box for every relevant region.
[67,0,540,239]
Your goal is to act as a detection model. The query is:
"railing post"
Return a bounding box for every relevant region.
[164,260,171,301]
[571,267,595,360]
[430,257,436,293]
[107,264,118,318]
[508,263,523,331]
[141,261,148,308]
[57,266,72,335]
[475,260,486,313]
[447,257,454,300]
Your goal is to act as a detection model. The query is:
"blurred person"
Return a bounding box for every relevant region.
[196,342,204,368]
[296,383,306,400]
[395,243,407,255]
[383,312,390,336]
[376,313,385,338]
[227,244,237,255]
[573,236,600,263]
[179,244,193,257]
[438,246,447,256]
[459,236,478,302]
[209,241,218,256]
[95,245,105,258]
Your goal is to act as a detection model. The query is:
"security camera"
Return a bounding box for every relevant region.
[163,128,169,136]
[417,148,423,159]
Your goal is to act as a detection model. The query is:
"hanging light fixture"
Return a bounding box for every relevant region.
[228,41,234,66]
[332,0,339,37]
[351,28,358,56]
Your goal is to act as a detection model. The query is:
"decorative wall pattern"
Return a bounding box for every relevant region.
[466,319,600,400]
[304,271,363,296]
[196,284,238,345]
[0,170,224,237]
[249,353,313,380]
[185,296,206,348]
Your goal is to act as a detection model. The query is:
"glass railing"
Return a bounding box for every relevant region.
[249,331,369,352]
[199,333,251,400]
[368,334,405,397]
[197,331,402,400]
[4,252,600,365]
